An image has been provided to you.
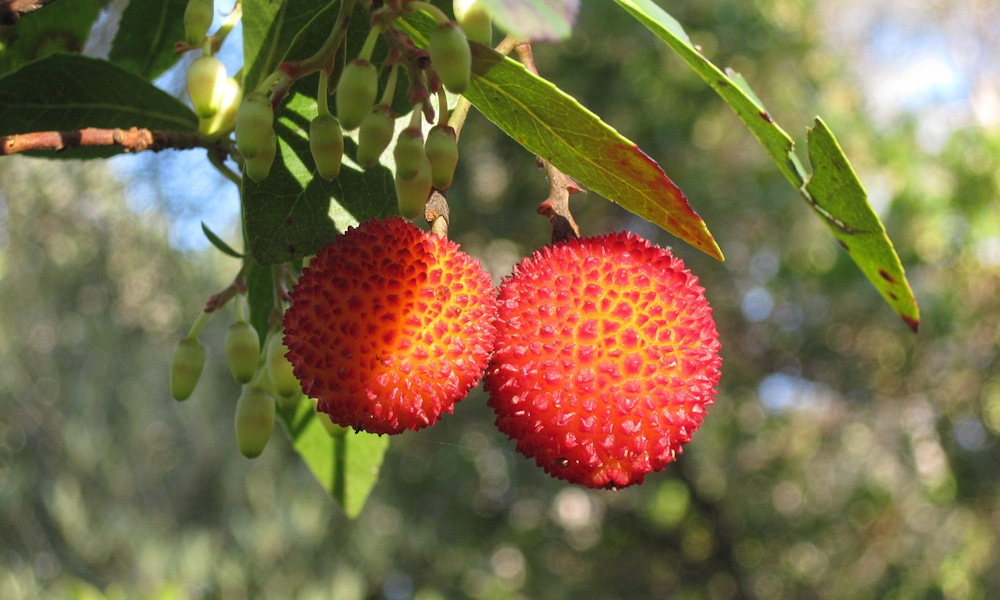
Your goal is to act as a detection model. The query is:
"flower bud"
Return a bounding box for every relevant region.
[184,0,214,47]
[235,93,274,159]
[309,113,344,180]
[199,77,242,140]
[454,0,492,46]
[268,333,302,399]
[429,21,471,94]
[225,320,260,384]
[356,106,395,169]
[187,55,228,119]
[244,129,277,182]
[336,59,378,131]
[235,386,275,458]
[394,154,432,219]
[425,125,459,190]
[170,337,206,401]
[393,126,425,180]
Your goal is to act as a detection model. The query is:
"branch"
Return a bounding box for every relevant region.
[537,157,583,244]
[0,128,203,156]
[0,0,59,25]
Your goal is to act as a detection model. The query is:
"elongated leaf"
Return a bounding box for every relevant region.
[613,0,919,327]
[241,91,397,265]
[243,0,335,94]
[201,222,244,258]
[806,118,919,330]
[479,0,579,41]
[0,54,197,135]
[0,0,104,76]
[109,0,186,80]
[280,400,390,518]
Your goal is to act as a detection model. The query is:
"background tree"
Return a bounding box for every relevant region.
[1,0,998,599]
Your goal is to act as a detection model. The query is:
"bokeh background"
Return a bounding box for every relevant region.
[2,1,1000,598]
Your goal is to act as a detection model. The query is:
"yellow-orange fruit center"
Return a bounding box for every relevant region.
[283,217,498,434]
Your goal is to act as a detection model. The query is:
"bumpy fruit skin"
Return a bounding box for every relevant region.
[356,106,395,169]
[454,0,492,46]
[235,93,274,159]
[336,59,378,131]
[429,21,472,94]
[187,55,228,119]
[282,217,498,435]
[424,125,459,190]
[309,113,344,180]
[225,320,260,384]
[170,337,206,401]
[184,0,214,47]
[235,387,276,458]
[485,232,722,489]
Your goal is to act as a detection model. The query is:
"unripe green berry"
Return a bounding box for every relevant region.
[199,77,242,140]
[429,21,472,94]
[356,106,395,169]
[425,125,459,190]
[454,0,492,46]
[235,93,274,159]
[225,320,260,384]
[309,113,344,180]
[170,337,206,401]
[235,386,275,458]
[268,333,301,399]
[336,59,378,131]
[393,127,425,179]
[184,0,214,47]
[395,154,432,219]
[244,129,277,182]
[187,55,228,119]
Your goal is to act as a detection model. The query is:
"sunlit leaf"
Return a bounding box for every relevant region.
[279,399,390,518]
[109,0,186,80]
[479,0,579,41]
[613,0,920,326]
[806,118,920,331]
[242,0,334,94]
[399,16,722,259]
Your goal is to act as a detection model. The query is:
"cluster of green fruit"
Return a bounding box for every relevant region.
[183,0,491,218]
[169,294,344,459]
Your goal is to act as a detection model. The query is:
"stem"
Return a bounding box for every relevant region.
[187,309,214,339]
[408,103,424,129]
[207,147,242,188]
[0,128,202,156]
[210,1,243,53]
[234,291,248,322]
[317,69,331,116]
[436,87,449,126]
[378,63,400,106]
[406,1,448,25]
[254,70,284,96]
[358,24,383,62]
[447,97,473,136]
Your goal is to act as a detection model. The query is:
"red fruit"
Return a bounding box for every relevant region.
[282,217,498,435]
[485,232,722,490]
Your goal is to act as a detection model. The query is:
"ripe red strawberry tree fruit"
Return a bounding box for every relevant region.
[0,0,918,516]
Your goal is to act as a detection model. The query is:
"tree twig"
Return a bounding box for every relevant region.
[0,128,203,156]
[0,0,59,25]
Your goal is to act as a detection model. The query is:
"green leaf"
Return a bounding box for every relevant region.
[201,222,244,258]
[0,54,198,137]
[244,261,274,347]
[612,0,808,190]
[613,0,920,326]
[241,91,397,265]
[279,400,390,518]
[242,0,334,95]
[805,118,920,331]
[479,0,579,41]
[109,0,186,81]
[0,0,105,76]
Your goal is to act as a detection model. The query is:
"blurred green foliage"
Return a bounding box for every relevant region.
[2,1,1000,599]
